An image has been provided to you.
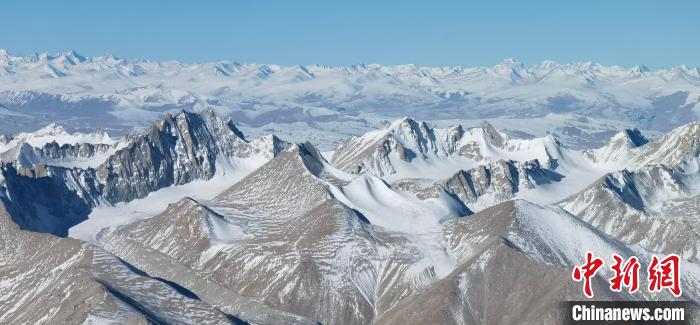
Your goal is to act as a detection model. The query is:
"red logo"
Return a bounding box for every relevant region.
[572,252,682,298]
[572,252,604,298]
[609,254,640,294]
[648,254,682,297]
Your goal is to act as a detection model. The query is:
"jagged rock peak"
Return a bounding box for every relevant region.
[286,141,327,176]
[480,121,506,147]
[147,109,246,144]
[611,128,649,148]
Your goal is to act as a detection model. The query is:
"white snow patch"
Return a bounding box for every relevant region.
[328,174,466,233]
[69,158,264,242]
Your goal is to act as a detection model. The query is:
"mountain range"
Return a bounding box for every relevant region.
[1,50,699,151]
[0,109,698,324]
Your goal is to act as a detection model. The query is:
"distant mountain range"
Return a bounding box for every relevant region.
[1,49,699,150]
[0,110,698,324]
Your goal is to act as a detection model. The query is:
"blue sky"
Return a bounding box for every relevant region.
[1,0,698,68]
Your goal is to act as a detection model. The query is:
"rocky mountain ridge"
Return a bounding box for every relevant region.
[1,111,699,324]
[0,110,288,236]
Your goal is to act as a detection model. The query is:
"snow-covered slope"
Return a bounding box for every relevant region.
[329,117,700,213]
[1,50,699,149]
[0,123,124,168]
[583,128,649,167]
[103,195,700,324]
[0,201,251,324]
[393,158,563,212]
[102,142,466,324]
[0,98,699,323]
[331,118,563,180]
[558,166,700,259]
[551,120,700,263]
[0,110,289,237]
[581,120,699,171]
[625,121,700,169]
[329,117,614,210]
[379,200,700,325]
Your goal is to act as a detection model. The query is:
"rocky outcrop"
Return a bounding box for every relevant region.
[0,163,100,236]
[16,141,119,168]
[439,159,561,205]
[394,158,563,211]
[331,117,564,178]
[102,142,445,325]
[331,117,466,176]
[0,110,289,236]
[586,121,700,170]
[558,166,700,260]
[95,109,248,203]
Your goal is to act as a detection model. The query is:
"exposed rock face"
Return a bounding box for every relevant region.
[380,199,696,325]
[331,117,467,176]
[376,244,615,325]
[2,115,700,324]
[16,141,120,168]
[0,110,289,236]
[103,195,700,324]
[583,128,649,166]
[438,159,560,204]
[626,121,700,169]
[100,140,700,324]
[444,160,562,202]
[393,158,562,211]
[331,117,563,179]
[0,122,121,167]
[102,143,448,324]
[551,119,700,274]
[0,163,100,236]
[481,121,505,147]
[558,166,700,260]
[96,109,248,203]
[99,196,322,324]
[584,122,699,170]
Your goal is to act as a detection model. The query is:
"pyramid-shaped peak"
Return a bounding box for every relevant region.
[386,117,433,135]
[290,141,327,174]
[58,50,87,64]
[633,64,650,73]
[93,127,109,138]
[480,121,506,146]
[621,128,649,147]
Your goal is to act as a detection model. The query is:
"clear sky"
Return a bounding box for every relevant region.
[1,0,698,68]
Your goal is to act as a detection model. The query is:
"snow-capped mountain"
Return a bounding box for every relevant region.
[558,166,700,260]
[100,141,464,324]
[330,117,700,211]
[1,110,699,324]
[331,118,562,181]
[0,110,288,236]
[103,142,700,322]
[0,123,122,168]
[393,158,562,212]
[1,49,699,150]
[382,199,700,324]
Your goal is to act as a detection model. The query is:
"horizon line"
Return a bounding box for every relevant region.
[1,48,698,71]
